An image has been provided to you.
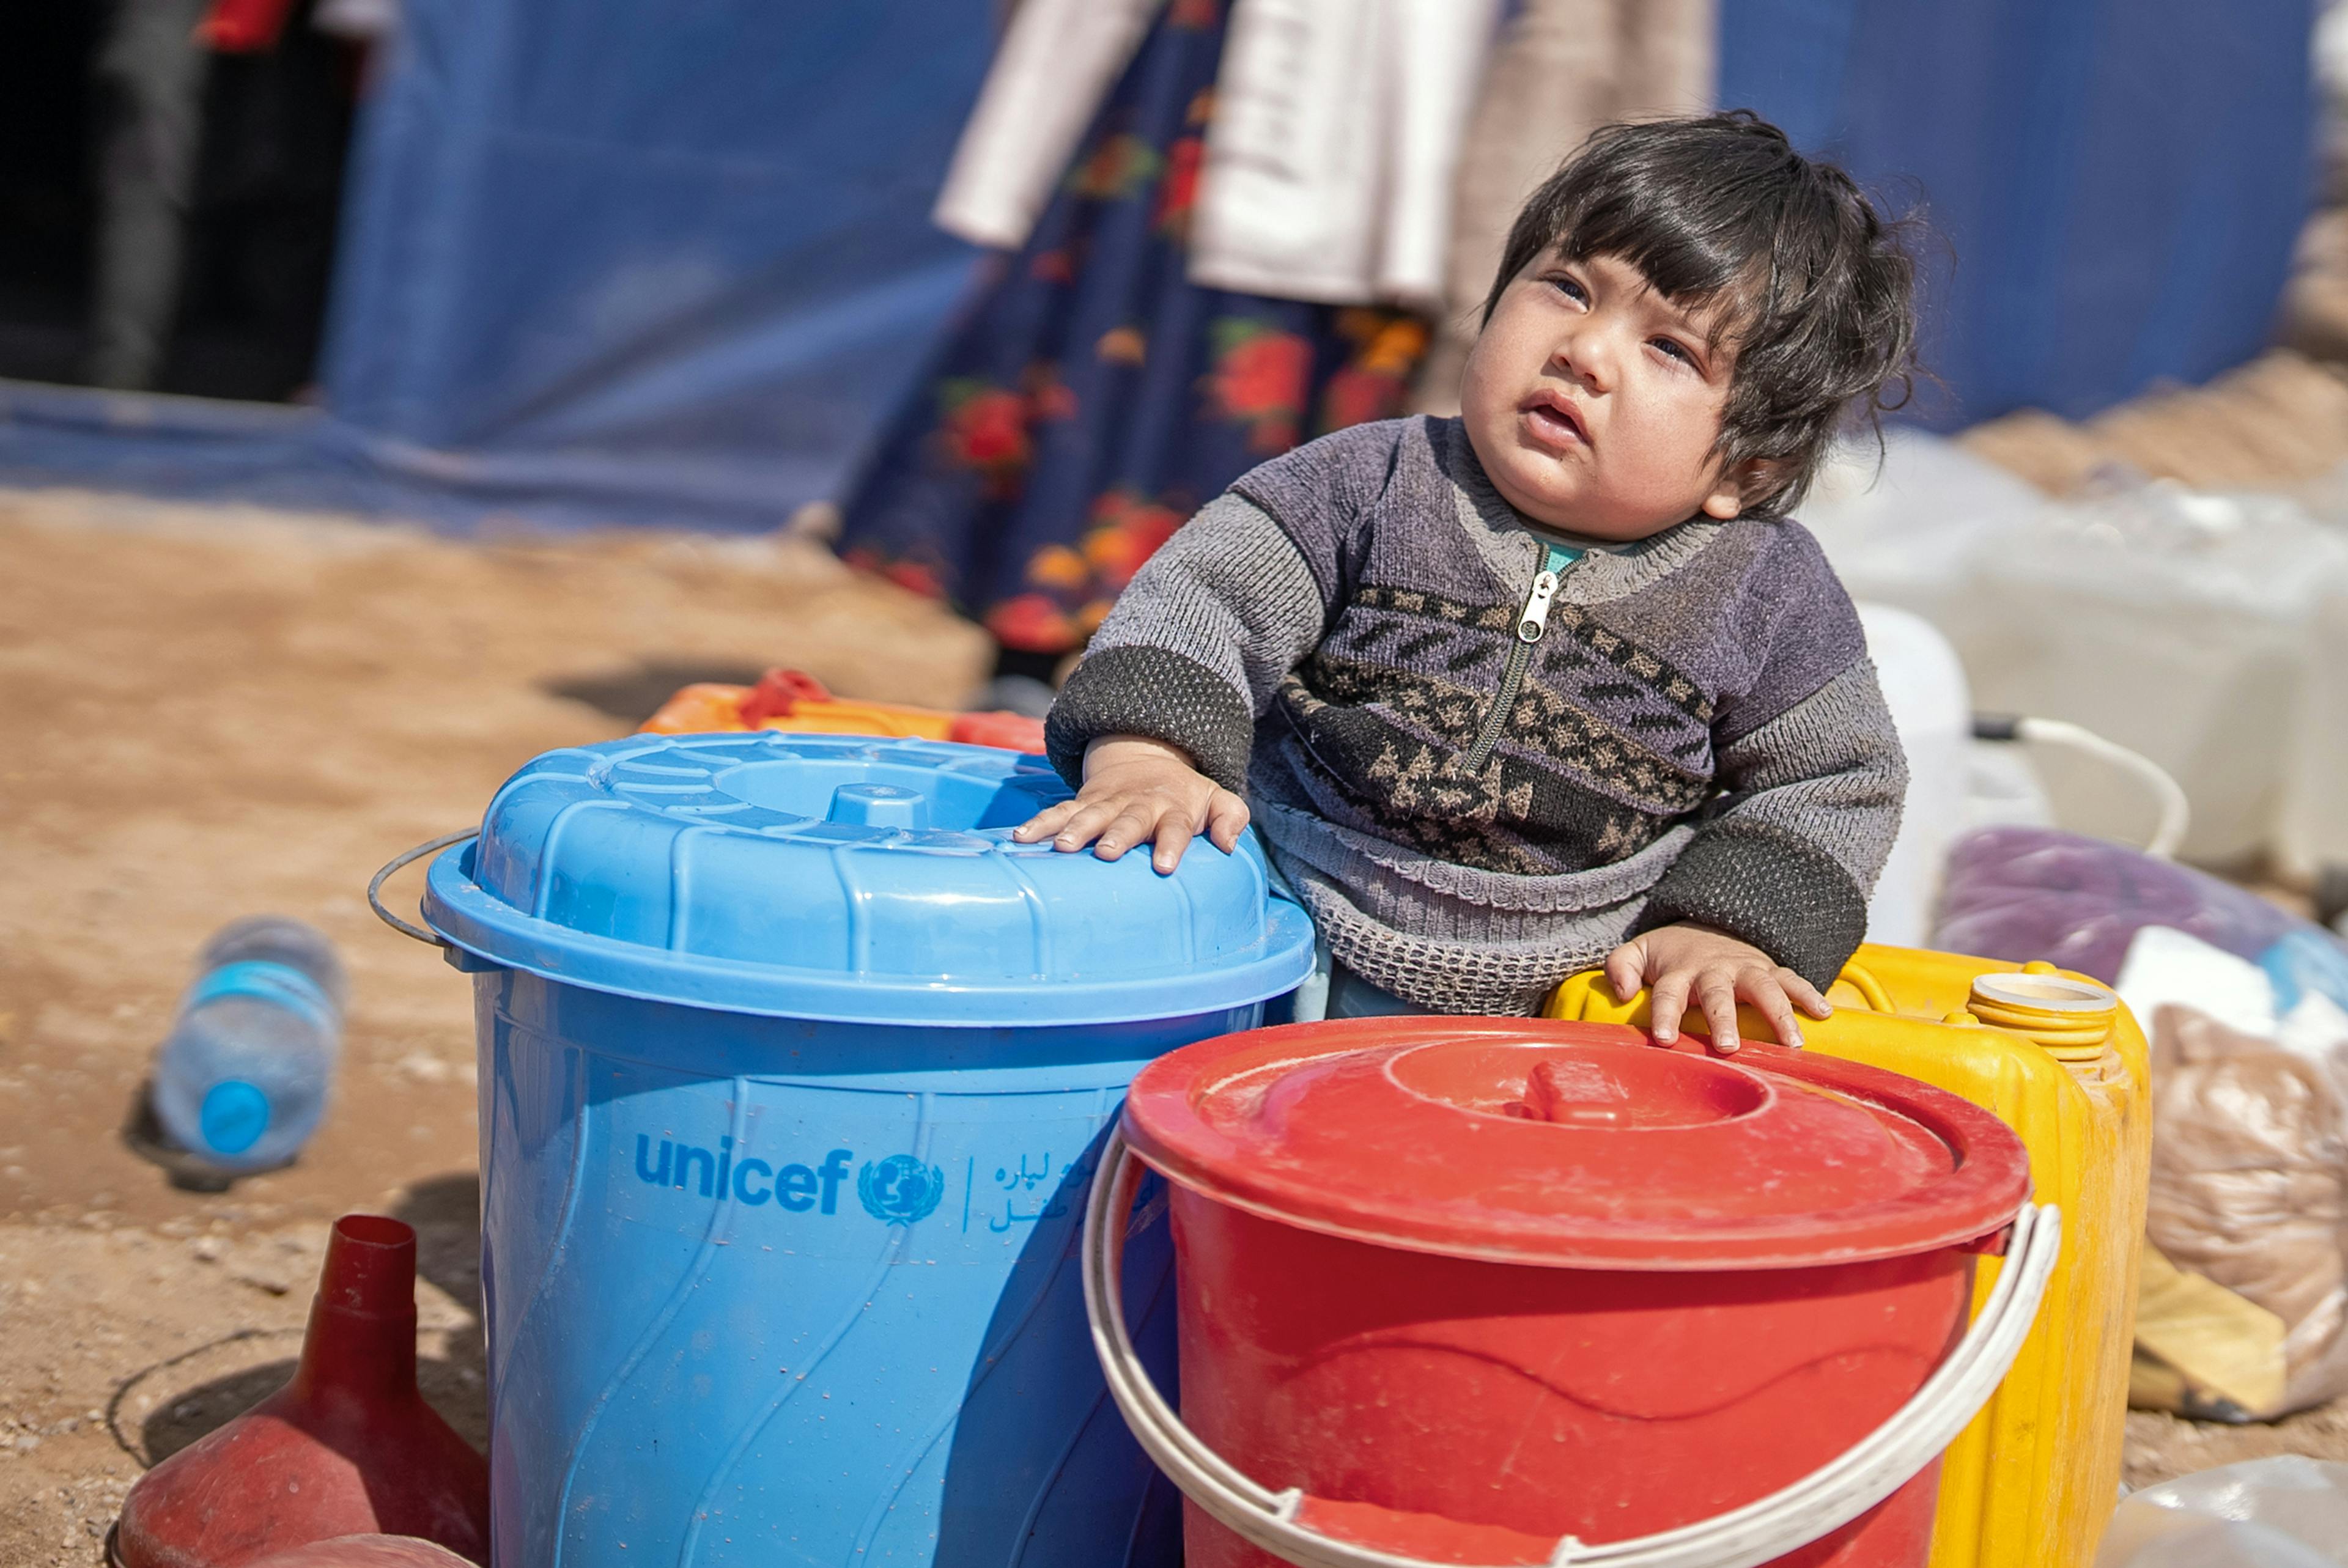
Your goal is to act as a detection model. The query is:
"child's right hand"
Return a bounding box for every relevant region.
[1012,735,1250,874]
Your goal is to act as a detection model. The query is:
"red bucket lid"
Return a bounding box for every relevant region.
[1120,1019,2031,1269]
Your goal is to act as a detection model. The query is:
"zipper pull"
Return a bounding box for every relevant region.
[1517,570,1560,642]
[1516,544,1575,642]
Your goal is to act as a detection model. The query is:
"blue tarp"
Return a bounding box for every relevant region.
[1721,0,2317,428]
[0,0,997,531]
[0,1,2320,523]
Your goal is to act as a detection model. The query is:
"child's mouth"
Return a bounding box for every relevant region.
[1520,396,1587,451]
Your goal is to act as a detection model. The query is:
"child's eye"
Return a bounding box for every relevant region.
[1650,337,1697,369]
[1546,274,1588,304]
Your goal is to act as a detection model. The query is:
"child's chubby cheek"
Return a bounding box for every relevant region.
[1458,381,1642,540]
[1458,340,1734,541]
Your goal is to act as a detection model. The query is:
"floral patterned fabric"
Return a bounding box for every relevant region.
[836,0,1431,656]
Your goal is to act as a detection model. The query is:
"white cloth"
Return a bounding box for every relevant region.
[932,0,1499,312]
[932,0,1163,252]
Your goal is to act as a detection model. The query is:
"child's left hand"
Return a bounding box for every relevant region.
[1603,922,1832,1055]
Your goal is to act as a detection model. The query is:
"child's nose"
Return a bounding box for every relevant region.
[1551,327,1615,394]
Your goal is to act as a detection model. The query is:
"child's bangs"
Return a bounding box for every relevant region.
[1554,191,1773,352]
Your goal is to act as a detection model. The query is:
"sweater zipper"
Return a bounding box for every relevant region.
[1464,542,1576,772]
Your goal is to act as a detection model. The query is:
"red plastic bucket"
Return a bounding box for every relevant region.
[1084,1020,2048,1568]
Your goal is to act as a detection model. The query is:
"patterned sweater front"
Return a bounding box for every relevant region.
[1044,416,1907,1014]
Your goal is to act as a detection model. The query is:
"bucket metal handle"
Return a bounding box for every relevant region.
[1082,1127,2059,1568]
[367,830,479,949]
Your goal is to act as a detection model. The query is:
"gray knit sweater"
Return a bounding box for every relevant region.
[1045,416,1906,1014]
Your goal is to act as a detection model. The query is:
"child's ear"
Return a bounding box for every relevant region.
[1699,458,1789,520]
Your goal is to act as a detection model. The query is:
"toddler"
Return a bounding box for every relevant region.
[1015,113,1917,1051]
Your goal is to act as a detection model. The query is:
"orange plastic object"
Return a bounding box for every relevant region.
[637,683,751,736]
[948,710,1049,751]
[113,1215,490,1567]
[734,668,837,725]
[638,667,1046,753]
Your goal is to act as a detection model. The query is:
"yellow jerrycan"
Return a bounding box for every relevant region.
[1546,941,2151,1568]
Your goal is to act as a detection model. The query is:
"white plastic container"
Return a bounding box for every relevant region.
[1804,428,2050,632]
[1858,604,1971,948]
[1959,485,2348,865]
[2278,576,2348,883]
[1810,433,2348,869]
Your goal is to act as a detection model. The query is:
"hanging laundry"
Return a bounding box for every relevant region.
[840,0,1471,666]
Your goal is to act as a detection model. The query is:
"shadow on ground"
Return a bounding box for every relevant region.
[116,1174,489,1466]
[541,658,770,725]
[117,1083,242,1195]
[137,1353,300,1463]
[398,1172,488,1454]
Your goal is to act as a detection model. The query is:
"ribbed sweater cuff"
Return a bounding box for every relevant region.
[1044,645,1255,793]
[1638,819,1869,990]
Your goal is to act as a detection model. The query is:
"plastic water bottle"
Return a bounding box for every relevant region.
[150,916,347,1173]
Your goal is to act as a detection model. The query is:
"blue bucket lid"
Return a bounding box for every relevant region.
[421,732,1315,1026]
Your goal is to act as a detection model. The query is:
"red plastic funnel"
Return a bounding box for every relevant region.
[114,1215,490,1568]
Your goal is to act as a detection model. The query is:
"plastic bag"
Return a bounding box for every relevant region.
[2263,927,2348,1018]
[2097,1457,2348,1566]
[1933,828,2348,1418]
[2136,984,2348,1420]
[1934,826,2299,982]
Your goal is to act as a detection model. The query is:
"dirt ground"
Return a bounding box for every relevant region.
[0,487,984,1562]
[0,484,2341,1562]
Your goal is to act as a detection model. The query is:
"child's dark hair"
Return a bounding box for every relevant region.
[1485,111,1916,519]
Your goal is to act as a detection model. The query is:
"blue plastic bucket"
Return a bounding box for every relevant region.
[418,733,1314,1567]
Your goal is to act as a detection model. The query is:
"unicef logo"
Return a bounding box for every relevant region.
[857,1154,946,1225]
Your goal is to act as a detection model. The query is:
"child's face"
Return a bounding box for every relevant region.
[1459,247,1759,540]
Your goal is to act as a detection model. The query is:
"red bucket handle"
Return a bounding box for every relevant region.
[1081,1128,2058,1568]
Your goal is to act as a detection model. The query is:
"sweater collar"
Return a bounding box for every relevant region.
[1426,416,1729,603]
